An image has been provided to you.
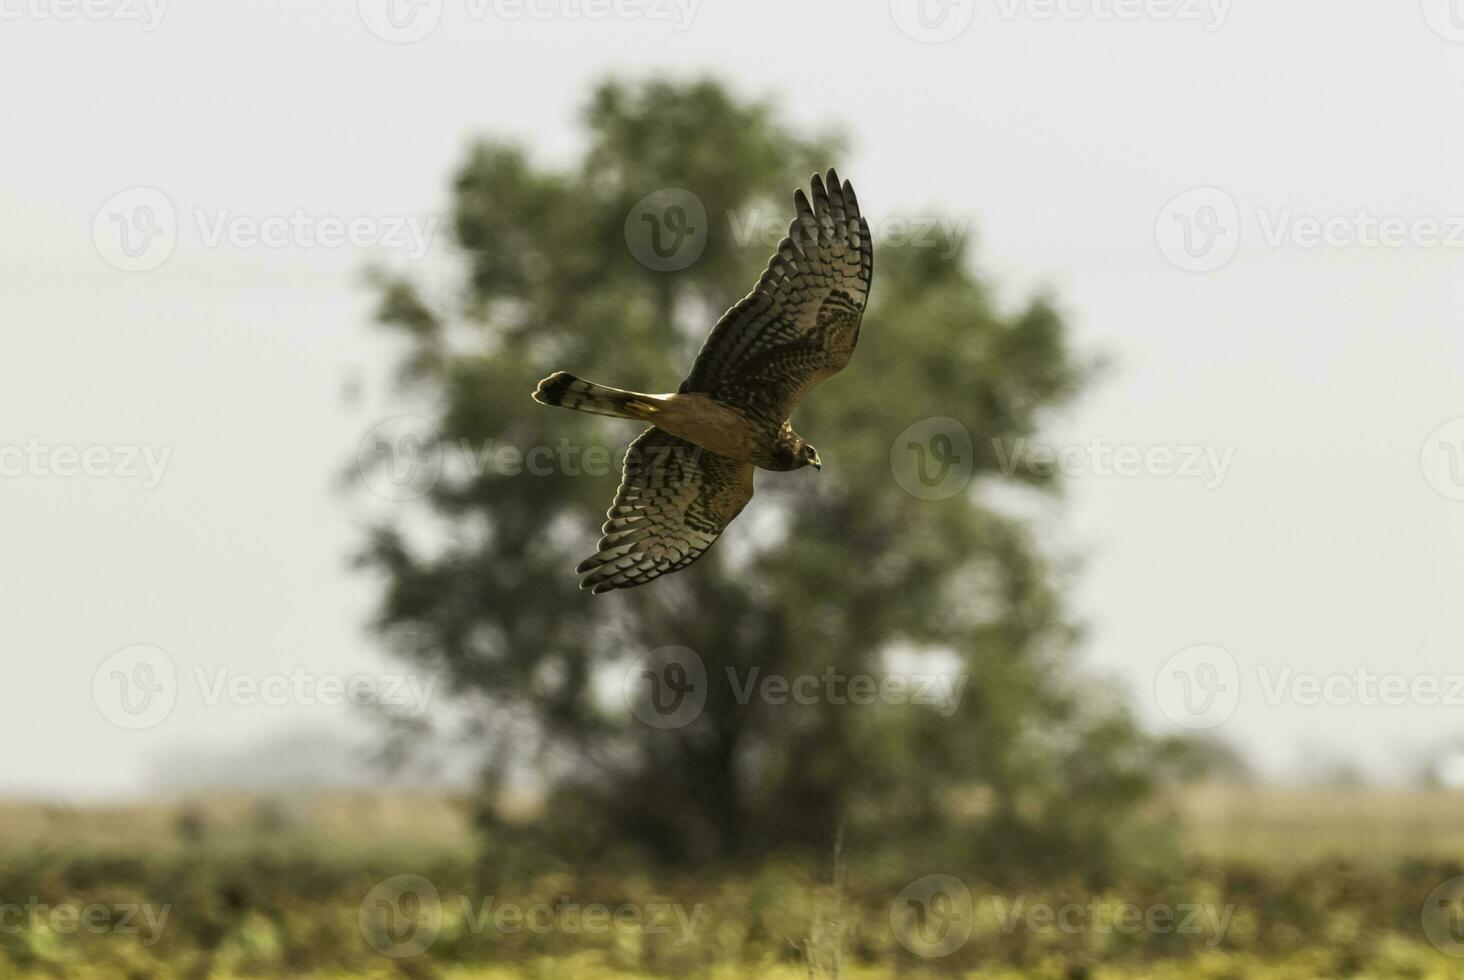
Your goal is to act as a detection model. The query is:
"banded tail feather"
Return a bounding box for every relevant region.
[532,371,664,421]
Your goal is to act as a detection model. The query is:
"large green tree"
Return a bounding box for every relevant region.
[360,77,1170,875]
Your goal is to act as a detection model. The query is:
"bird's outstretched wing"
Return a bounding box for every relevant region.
[680,168,874,430]
[577,427,754,594]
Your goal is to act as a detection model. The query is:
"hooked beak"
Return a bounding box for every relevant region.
[811,455,822,472]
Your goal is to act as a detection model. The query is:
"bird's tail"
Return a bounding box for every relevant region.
[532,371,664,421]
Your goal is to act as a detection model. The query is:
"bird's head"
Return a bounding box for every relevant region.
[770,435,821,472]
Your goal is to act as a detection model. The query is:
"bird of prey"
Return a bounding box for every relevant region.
[533,169,874,594]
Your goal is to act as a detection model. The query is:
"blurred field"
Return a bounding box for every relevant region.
[6,785,1464,978]
[11,784,1464,865]
[0,792,476,858]
[1174,784,1464,867]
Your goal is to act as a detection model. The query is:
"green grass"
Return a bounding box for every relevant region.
[6,787,1464,978]
[9,948,1464,980]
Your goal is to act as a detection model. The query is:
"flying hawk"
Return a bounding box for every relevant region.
[533,169,874,593]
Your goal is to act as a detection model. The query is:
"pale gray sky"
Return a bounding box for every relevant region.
[3,0,1464,797]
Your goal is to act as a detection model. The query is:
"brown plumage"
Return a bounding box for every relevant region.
[533,169,875,594]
